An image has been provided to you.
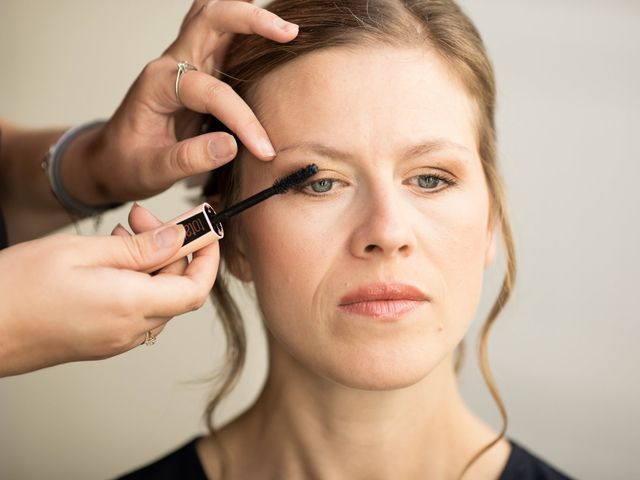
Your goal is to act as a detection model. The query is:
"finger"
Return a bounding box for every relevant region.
[135,318,171,348]
[140,241,219,318]
[184,238,220,280]
[128,203,166,232]
[140,267,215,318]
[89,225,186,271]
[111,223,132,237]
[151,323,167,337]
[208,2,257,70]
[178,1,256,40]
[151,131,238,186]
[178,71,275,160]
[168,1,298,65]
[128,204,188,276]
[197,1,298,39]
[178,0,255,35]
[178,0,208,32]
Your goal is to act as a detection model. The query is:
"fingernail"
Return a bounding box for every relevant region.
[208,137,235,160]
[155,225,182,249]
[258,138,276,158]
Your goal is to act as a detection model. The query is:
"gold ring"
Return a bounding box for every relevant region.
[175,60,198,104]
[143,330,157,346]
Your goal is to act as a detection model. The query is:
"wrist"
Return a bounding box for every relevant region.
[60,122,111,206]
[45,120,123,215]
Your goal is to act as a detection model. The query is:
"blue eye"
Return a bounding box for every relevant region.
[307,178,335,193]
[417,175,443,189]
[408,173,456,192]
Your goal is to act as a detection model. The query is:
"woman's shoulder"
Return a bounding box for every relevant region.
[500,439,574,480]
[115,437,208,480]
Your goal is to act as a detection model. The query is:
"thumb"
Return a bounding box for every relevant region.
[160,132,237,185]
[96,224,185,271]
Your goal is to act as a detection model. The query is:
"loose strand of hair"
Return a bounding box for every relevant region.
[458,193,517,479]
[204,275,248,479]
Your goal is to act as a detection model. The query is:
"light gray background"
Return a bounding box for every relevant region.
[1,1,638,479]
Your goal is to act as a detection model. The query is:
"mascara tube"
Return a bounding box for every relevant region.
[145,203,223,273]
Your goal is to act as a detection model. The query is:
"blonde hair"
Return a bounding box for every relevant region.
[202,1,517,477]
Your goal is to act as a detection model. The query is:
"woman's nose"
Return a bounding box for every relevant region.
[348,188,417,259]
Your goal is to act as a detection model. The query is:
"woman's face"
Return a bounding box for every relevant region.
[226,46,495,390]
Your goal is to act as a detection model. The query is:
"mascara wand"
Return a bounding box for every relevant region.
[210,163,319,225]
[143,163,319,273]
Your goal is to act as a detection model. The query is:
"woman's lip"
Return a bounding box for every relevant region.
[337,299,425,319]
[338,283,430,306]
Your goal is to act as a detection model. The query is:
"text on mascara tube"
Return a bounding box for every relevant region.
[178,212,210,246]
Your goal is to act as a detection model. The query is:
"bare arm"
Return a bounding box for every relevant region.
[1,120,66,243]
[0,119,107,244]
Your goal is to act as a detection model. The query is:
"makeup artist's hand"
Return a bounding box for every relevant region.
[110,202,218,340]
[60,0,299,209]
[0,219,218,378]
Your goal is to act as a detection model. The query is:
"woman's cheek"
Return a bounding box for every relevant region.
[242,203,336,317]
[427,194,490,333]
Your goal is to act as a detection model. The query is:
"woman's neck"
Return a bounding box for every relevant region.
[203,338,509,480]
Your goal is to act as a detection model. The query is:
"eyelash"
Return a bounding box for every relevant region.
[298,178,343,195]
[406,173,458,192]
[297,172,457,196]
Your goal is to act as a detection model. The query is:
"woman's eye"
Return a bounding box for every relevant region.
[304,178,337,194]
[418,175,443,189]
[409,173,456,192]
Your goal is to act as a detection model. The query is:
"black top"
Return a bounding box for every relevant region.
[117,437,573,480]
[0,206,7,250]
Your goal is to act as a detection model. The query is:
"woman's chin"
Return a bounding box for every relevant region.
[318,343,447,391]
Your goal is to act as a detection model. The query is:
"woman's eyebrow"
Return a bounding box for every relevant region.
[401,139,473,162]
[276,142,352,160]
[276,139,472,162]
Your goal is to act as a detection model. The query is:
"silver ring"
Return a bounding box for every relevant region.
[143,330,157,346]
[175,60,198,104]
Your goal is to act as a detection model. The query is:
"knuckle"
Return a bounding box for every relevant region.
[169,141,194,176]
[136,165,159,194]
[48,235,81,265]
[52,233,78,250]
[140,59,164,82]
[250,6,268,24]
[190,298,204,312]
[203,80,232,106]
[187,290,207,312]
[123,236,150,270]
[201,0,221,20]
[195,292,208,310]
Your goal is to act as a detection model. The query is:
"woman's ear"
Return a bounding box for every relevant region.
[484,226,497,268]
[207,194,253,282]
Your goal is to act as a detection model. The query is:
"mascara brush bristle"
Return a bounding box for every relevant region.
[272,164,319,193]
[208,163,319,226]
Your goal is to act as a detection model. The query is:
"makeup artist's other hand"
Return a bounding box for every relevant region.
[61,1,299,208]
[0,221,218,377]
[110,202,220,340]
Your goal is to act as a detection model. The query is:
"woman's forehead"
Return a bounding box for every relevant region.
[249,45,479,156]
